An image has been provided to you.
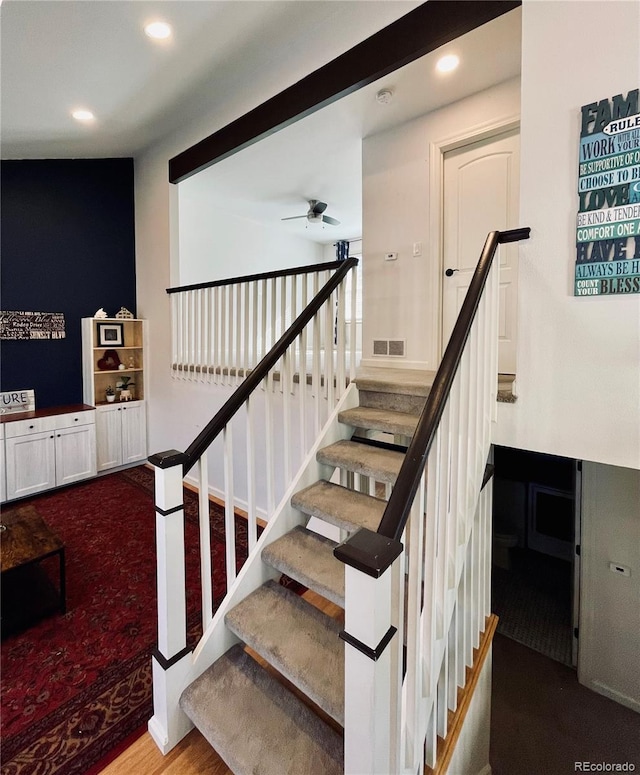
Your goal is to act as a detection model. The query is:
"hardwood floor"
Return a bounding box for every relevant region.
[101,590,343,774]
[100,729,231,775]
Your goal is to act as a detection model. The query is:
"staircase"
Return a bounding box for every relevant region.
[150,228,529,774]
[179,373,431,775]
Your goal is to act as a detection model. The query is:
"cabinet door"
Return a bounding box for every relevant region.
[121,402,147,464]
[96,405,123,471]
[55,424,97,486]
[5,431,56,499]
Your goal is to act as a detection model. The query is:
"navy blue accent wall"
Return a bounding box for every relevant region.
[1,159,136,409]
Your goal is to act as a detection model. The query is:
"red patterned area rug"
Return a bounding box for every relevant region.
[1,465,250,775]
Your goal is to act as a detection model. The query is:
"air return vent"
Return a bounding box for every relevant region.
[372,339,405,357]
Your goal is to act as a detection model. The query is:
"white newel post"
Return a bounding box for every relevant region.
[335,529,404,775]
[148,450,194,754]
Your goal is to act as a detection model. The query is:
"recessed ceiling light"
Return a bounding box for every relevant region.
[436,54,460,74]
[144,21,172,40]
[72,109,95,122]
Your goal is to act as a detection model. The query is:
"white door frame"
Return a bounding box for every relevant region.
[428,115,520,361]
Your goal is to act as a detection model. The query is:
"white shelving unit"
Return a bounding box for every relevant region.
[82,317,148,472]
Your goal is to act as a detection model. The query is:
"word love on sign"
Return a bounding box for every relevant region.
[575,88,640,297]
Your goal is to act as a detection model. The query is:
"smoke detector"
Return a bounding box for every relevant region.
[376,89,394,105]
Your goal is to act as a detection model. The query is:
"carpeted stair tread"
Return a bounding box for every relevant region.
[180,643,343,775]
[317,439,404,483]
[354,366,436,396]
[262,526,345,607]
[291,480,387,533]
[338,405,419,437]
[225,580,344,725]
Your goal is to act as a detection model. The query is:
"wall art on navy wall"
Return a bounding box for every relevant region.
[0,159,136,408]
[1,311,66,340]
[575,87,640,296]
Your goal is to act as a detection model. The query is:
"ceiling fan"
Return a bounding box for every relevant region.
[281,199,340,226]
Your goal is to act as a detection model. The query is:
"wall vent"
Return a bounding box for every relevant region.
[372,339,405,357]
[373,339,388,356]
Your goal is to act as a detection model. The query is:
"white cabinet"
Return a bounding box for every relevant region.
[96,400,147,472]
[82,317,148,472]
[3,408,96,500]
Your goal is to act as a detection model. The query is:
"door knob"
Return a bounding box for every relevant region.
[445,268,459,277]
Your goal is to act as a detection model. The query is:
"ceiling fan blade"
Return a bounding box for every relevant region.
[322,215,340,226]
[281,215,306,221]
[310,200,328,214]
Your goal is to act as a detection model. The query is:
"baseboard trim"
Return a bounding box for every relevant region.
[425,614,499,775]
[586,680,640,715]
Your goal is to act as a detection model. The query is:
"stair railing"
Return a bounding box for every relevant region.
[335,228,530,775]
[167,260,359,386]
[148,257,359,752]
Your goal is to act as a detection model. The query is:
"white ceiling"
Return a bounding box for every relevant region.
[1,0,419,158]
[183,7,522,243]
[1,1,521,246]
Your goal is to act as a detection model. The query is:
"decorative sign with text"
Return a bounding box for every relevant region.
[0,311,66,340]
[0,389,35,414]
[575,88,640,296]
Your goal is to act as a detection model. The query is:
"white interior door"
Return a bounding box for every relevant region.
[442,128,520,374]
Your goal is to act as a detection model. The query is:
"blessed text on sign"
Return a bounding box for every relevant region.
[575,89,640,296]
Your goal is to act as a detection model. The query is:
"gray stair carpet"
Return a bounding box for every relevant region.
[225,580,344,725]
[354,366,436,396]
[180,643,343,775]
[339,405,419,437]
[262,525,345,607]
[292,480,387,534]
[317,439,404,483]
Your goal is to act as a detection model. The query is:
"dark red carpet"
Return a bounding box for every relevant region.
[0,465,248,775]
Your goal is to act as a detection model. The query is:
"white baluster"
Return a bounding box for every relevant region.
[245,396,257,552]
[336,278,346,400]
[198,453,213,629]
[282,350,292,485]
[220,285,227,385]
[170,294,178,378]
[235,282,242,384]
[223,426,236,589]
[350,262,358,381]
[243,282,250,378]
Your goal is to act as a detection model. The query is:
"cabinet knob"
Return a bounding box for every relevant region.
[29,425,34,429]
[50,435,54,439]
[74,418,78,422]
[57,434,61,438]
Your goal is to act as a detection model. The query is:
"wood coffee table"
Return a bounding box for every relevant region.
[0,505,66,620]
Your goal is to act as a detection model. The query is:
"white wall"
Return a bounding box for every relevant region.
[135,1,416,485]
[494,0,640,470]
[178,182,323,286]
[362,0,640,470]
[579,462,640,712]
[362,77,521,371]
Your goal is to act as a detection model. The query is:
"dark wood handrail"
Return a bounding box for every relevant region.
[376,228,530,543]
[166,260,347,295]
[181,256,359,474]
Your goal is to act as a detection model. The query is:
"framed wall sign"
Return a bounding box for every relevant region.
[575,87,640,297]
[97,322,124,347]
